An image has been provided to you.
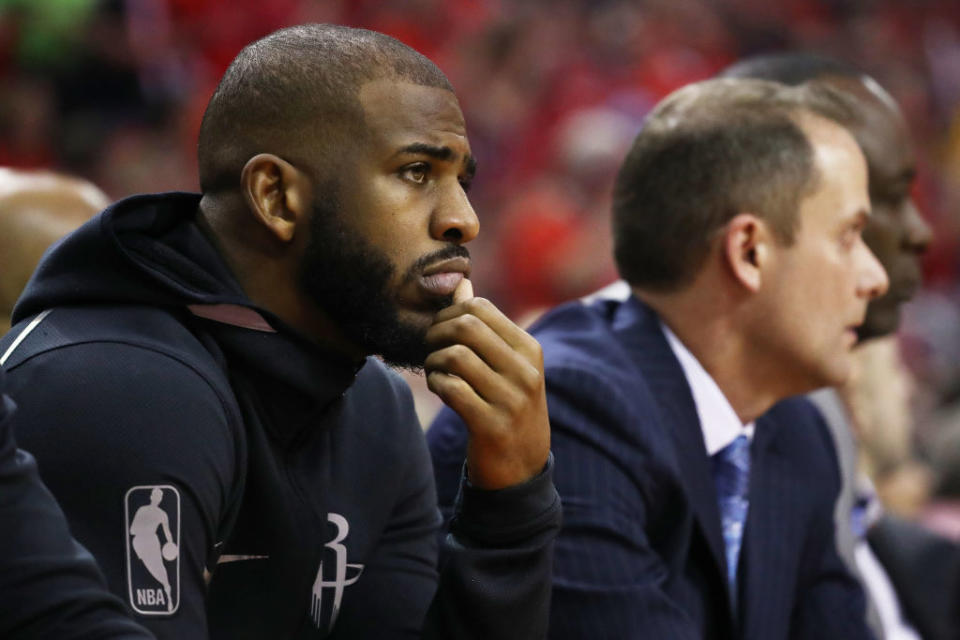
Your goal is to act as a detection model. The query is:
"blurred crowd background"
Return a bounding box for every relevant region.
[2,0,960,531]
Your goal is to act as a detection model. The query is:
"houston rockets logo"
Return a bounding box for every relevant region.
[310,513,364,632]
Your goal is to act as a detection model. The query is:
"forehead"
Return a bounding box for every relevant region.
[357,79,469,154]
[797,114,869,222]
[853,100,914,189]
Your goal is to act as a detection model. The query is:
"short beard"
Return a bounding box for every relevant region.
[297,188,462,370]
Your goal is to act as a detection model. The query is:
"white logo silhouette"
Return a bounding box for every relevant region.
[125,485,180,615]
[310,513,364,631]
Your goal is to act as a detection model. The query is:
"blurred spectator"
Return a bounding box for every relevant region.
[0,168,107,331]
[843,338,933,516]
[924,418,960,541]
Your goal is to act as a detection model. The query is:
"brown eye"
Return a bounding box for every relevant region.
[401,163,429,184]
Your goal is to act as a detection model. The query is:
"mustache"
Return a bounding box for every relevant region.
[407,245,471,278]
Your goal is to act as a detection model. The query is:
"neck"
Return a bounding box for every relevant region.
[635,282,784,425]
[196,195,366,362]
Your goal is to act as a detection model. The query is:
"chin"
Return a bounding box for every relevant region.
[824,360,854,389]
[377,301,453,371]
[796,355,852,394]
[395,307,435,334]
[376,338,430,372]
[857,306,900,342]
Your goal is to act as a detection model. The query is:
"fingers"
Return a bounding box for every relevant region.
[424,340,528,408]
[453,277,473,304]
[433,295,543,366]
[426,369,486,425]
[426,310,538,381]
[425,286,549,489]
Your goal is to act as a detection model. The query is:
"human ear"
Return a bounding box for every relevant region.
[723,213,768,293]
[240,153,309,243]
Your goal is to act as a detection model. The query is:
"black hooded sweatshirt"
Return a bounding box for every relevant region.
[0,192,560,639]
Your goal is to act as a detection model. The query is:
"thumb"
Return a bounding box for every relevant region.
[453,277,474,304]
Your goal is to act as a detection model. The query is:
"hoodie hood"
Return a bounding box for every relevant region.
[14,192,248,322]
[13,192,360,420]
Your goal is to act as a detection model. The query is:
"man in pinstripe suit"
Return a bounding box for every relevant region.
[429,77,887,639]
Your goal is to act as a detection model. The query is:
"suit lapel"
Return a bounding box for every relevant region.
[740,411,796,638]
[612,296,730,594]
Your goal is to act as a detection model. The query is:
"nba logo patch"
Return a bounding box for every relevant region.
[124,485,181,615]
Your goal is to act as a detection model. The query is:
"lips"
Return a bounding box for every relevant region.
[419,256,470,297]
[419,272,463,296]
[844,327,859,347]
[844,313,867,345]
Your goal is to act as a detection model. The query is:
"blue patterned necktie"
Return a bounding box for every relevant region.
[712,434,751,603]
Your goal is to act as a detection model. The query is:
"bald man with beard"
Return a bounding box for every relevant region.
[0,25,559,640]
[0,168,108,331]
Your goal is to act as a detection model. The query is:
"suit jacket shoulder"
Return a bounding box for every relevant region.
[531,298,683,498]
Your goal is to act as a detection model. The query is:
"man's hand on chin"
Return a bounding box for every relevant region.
[424,279,550,490]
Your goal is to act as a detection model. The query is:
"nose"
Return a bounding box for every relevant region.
[903,199,932,254]
[430,181,479,245]
[857,240,890,300]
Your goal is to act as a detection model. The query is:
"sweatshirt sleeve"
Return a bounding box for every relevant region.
[324,364,560,640]
[422,451,562,640]
[0,371,156,640]
[4,343,244,640]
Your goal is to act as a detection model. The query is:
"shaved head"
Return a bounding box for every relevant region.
[720,52,861,86]
[720,53,876,144]
[0,168,107,329]
[197,24,454,194]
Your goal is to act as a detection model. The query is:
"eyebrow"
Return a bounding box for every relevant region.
[397,143,477,178]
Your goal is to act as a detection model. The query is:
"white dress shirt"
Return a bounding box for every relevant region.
[661,323,754,454]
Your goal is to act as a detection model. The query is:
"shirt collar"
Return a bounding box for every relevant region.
[662,321,754,455]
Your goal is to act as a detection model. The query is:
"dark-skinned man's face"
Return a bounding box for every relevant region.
[298,79,478,369]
